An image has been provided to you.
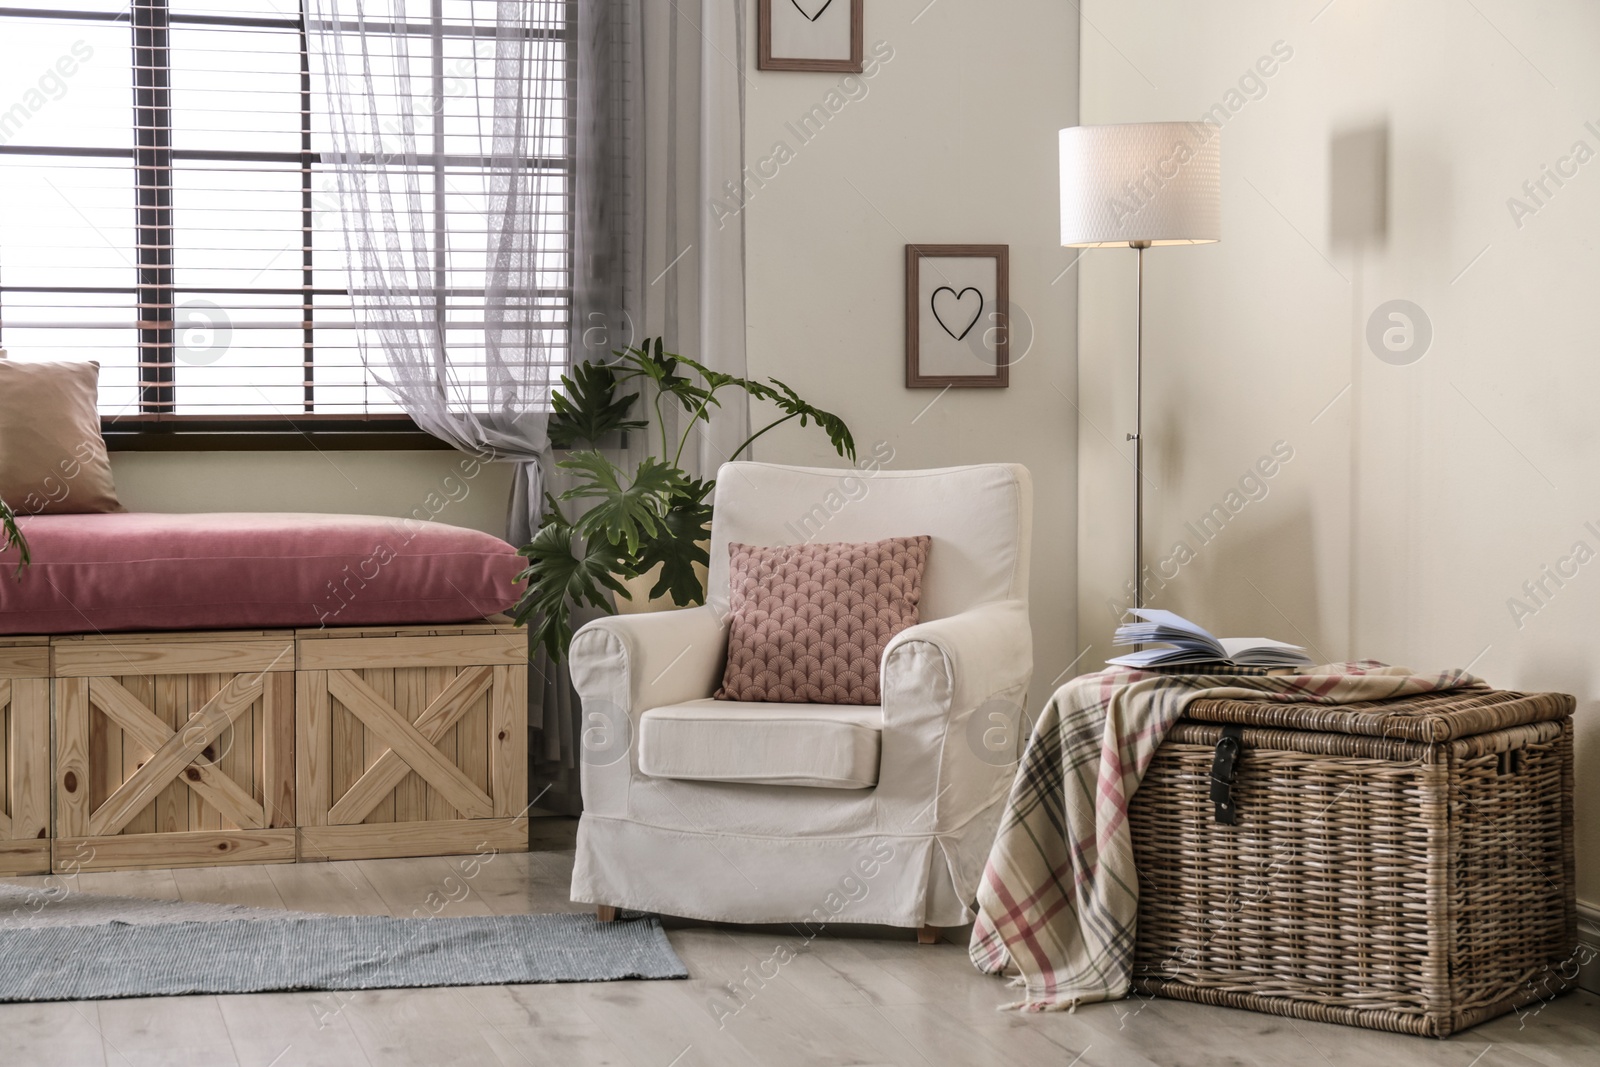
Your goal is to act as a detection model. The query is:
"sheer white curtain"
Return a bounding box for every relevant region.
[306,0,566,545]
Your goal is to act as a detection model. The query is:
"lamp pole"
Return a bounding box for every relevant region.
[1128,240,1149,610]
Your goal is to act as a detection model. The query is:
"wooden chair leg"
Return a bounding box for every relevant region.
[596,905,618,922]
[916,924,939,945]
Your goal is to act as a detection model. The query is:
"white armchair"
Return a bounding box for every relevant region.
[568,462,1033,932]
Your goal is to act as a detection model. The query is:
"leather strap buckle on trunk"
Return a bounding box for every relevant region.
[1209,725,1245,825]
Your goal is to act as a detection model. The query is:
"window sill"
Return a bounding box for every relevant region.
[101,416,455,452]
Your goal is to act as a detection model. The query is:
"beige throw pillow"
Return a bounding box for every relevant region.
[715,535,932,705]
[0,360,123,514]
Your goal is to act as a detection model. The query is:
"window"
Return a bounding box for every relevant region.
[0,0,572,446]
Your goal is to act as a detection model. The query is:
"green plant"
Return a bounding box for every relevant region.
[511,339,856,660]
[1,497,29,577]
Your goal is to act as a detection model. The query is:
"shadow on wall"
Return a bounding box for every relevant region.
[1330,120,1389,665]
[1330,122,1389,249]
[1183,505,1333,666]
[1517,651,1595,909]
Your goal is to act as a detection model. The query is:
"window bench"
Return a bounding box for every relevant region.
[0,618,528,875]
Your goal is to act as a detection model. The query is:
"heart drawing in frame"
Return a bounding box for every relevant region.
[789,0,834,21]
[906,244,1009,388]
[930,286,984,341]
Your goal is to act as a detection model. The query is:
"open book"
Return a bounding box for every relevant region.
[1108,608,1314,670]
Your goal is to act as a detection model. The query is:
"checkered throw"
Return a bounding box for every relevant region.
[968,661,1484,1011]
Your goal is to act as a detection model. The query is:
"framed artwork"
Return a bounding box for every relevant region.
[757,0,864,73]
[904,244,1010,389]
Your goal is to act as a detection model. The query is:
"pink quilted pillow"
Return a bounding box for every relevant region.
[715,536,932,705]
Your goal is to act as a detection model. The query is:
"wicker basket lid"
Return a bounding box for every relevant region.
[1182,688,1574,743]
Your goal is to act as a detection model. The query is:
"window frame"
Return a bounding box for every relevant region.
[0,0,575,451]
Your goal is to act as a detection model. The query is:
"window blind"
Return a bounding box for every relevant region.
[0,0,573,424]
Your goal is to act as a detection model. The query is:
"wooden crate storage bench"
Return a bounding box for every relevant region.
[295,620,528,862]
[39,617,528,873]
[1128,688,1576,1038]
[53,630,298,872]
[0,636,51,875]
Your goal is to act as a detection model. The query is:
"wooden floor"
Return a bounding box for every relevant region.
[2,843,1597,1066]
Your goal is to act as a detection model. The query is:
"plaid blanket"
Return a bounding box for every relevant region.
[968,662,1483,1011]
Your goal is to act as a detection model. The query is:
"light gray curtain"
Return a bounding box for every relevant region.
[530,0,752,813]
[691,0,751,474]
[305,0,564,545]
[628,0,750,479]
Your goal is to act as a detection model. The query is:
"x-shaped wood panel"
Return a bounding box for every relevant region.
[327,667,495,824]
[87,676,265,837]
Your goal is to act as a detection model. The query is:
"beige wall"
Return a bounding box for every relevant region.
[109,451,514,537]
[1078,0,1600,909]
[740,0,1081,706]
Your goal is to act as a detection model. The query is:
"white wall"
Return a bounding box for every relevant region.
[1078,0,1600,910]
[740,0,1081,707]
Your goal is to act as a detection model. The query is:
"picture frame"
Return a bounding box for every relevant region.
[904,244,1010,389]
[757,0,864,73]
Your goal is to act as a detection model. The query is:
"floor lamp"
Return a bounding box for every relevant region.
[1059,122,1221,610]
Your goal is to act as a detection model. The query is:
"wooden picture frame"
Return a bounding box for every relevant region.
[758,0,864,73]
[905,244,1010,389]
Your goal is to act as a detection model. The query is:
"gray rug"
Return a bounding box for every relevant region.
[0,911,687,1002]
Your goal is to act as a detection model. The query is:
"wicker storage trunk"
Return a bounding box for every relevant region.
[1128,688,1576,1037]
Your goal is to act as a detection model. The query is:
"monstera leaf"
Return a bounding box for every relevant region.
[547,359,646,450]
[560,452,685,556]
[667,353,739,402]
[618,339,712,415]
[748,377,856,461]
[672,353,856,462]
[510,498,630,660]
[0,498,28,578]
[634,478,714,606]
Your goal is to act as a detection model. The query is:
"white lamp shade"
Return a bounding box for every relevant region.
[1059,122,1221,247]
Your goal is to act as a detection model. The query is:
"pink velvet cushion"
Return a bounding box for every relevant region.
[0,513,525,635]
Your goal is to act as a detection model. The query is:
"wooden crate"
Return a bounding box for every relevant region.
[295,619,528,861]
[0,636,50,875]
[52,630,297,873]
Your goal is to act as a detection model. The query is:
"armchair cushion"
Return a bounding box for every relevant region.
[638,699,881,789]
[715,535,930,704]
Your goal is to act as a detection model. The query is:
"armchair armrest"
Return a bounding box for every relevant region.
[569,604,728,716]
[878,599,1033,828]
[568,605,728,815]
[883,599,1033,720]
